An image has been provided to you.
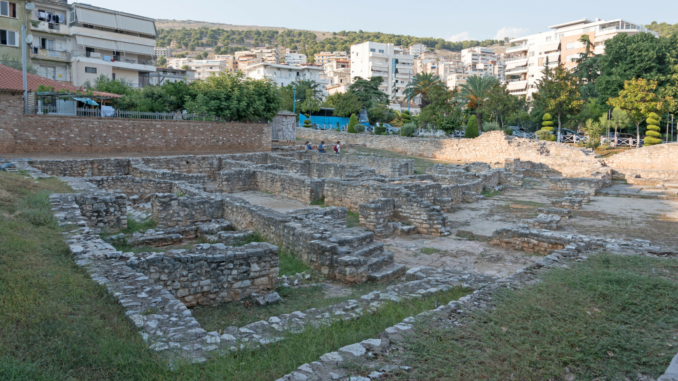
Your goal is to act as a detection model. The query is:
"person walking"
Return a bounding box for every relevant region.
[304,141,313,151]
[318,141,326,153]
[333,141,341,154]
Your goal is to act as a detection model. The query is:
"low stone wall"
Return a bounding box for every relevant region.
[85,176,175,200]
[548,177,606,195]
[283,151,414,177]
[128,243,279,307]
[605,143,678,172]
[216,169,258,193]
[152,193,225,227]
[296,128,601,175]
[130,162,209,184]
[73,192,128,231]
[255,170,325,203]
[28,158,130,177]
[140,156,222,179]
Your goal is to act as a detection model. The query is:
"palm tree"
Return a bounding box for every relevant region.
[458,75,497,131]
[409,73,442,108]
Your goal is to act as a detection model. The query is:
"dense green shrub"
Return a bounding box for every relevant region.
[347,114,358,133]
[303,119,312,128]
[374,126,386,135]
[536,130,554,141]
[538,113,556,140]
[503,129,514,136]
[354,124,365,133]
[401,123,416,137]
[482,121,501,132]
[464,117,479,138]
[644,112,663,145]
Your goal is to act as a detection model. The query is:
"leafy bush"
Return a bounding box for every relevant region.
[503,129,514,136]
[540,113,556,136]
[644,112,663,145]
[581,119,604,148]
[401,123,416,137]
[464,117,479,138]
[303,119,312,128]
[354,124,365,133]
[482,121,501,132]
[347,114,358,133]
[374,126,386,135]
[536,130,555,141]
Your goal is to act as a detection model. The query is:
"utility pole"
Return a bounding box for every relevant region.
[292,80,297,115]
[408,71,411,115]
[607,109,611,145]
[21,24,28,113]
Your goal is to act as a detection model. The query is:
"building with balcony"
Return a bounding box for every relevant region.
[446,73,470,89]
[252,47,279,64]
[436,59,464,81]
[149,66,195,86]
[283,52,306,65]
[214,54,237,72]
[460,47,505,83]
[187,59,227,80]
[28,0,72,82]
[68,3,157,87]
[154,46,171,57]
[506,17,658,99]
[324,59,350,95]
[314,51,348,65]
[0,0,26,63]
[235,50,262,69]
[350,41,414,101]
[242,62,329,98]
[408,43,426,57]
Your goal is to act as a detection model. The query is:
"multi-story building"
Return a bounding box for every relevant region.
[154,46,171,58]
[242,62,329,97]
[350,42,414,101]
[324,59,350,95]
[252,47,279,64]
[68,3,156,87]
[167,57,191,69]
[283,53,306,65]
[149,66,195,85]
[408,43,427,57]
[0,0,26,63]
[28,0,72,82]
[235,50,261,69]
[446,73,471,89]
[187,59,227,80]
[505,17,658,98]
[214,54,237,72]
[436,59,464,82]
[314,51,348,65]
[461,47,505,83]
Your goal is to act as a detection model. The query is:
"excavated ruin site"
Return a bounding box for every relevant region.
[11,137,678,379]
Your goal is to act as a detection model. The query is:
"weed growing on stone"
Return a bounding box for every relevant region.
[125,216,158,233]
[310,197,325,207]
[481,189,501,197]
[347,211,360,228]
[235,231,266,246]
[279,250,312,277]
[420,247,442,255]
[395,254,678,380]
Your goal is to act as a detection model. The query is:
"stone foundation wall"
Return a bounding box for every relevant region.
[283,151,414,177]
[130,162,209,184]
[548,177,606,195]
[152,193,225,227]
[73,192,128,231]
[140,156,222,179]
[255,170,325,203]
[216,169,258,193]
[605,143,678,172]
[85,176,175,199]
[28,158,130,177]
[128,243,278,307]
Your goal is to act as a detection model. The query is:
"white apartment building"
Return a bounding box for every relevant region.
[505,18,658,98]
[214,55,237,72]
[154,47,172,58]
[252,47,280,64]
[446,73,471,89]
[69,3,157,87]
[461,47,505,83]
[314,51,348,65]
[243,62,329,98]
[436,59,465,82]
[149,67,195,86]
[167,57,192,69]
[284,53,307,65]
[187,60,227,80]
[324,60,350,95]
[350,42,415,101]
[29,0,72,82]
[408,43,427,56]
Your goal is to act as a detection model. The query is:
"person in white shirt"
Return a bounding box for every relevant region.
[333,141,341,154]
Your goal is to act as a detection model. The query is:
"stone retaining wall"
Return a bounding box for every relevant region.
[128,243,278,307]
[152,193,225,227]
[255,170,325,203]
[84,176,175,200]
[73,192,128,231]
[282,151,414,177]
[605,143,678,172]
[548,177,606,195]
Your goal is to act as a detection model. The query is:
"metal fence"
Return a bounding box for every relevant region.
[25,105,221,121]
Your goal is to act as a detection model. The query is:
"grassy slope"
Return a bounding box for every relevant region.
[398,254,678,380]
[0,171,468,380]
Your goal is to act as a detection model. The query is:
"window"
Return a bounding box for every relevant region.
[41,38,54,50]
[112,73,116,80]
[378,49,384,53]
[85,67,97,74]
[370,48,375,52]
[0,29,18,46]
[545,36,552,42]
[0,1,16,18]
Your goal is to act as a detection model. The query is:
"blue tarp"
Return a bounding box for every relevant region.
[74,97,99,106]
[299,114,350,130]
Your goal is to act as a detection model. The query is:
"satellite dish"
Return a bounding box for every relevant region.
[26,35,33,44]
[25,3,35,10]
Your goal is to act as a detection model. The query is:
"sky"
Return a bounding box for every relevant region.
[80,0,677,41]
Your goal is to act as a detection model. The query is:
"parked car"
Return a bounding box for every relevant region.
[384,124,400,134]
[560,129,584,138]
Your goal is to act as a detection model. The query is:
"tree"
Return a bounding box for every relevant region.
[368,104,390,125]
[347,114,359,133]
[644,112,663,145]
[408,73,443,108]
[184,72,281,122]
[580,118,605,148]
[418,84,461,131]
[600,107,634,137]
[85,75,132,95]
[300,89,321,116]
[156,56,167,67]
[572,34,601,100]
[323,91,362,117]
[532,63,584,141]
[458,75,497,133]
[608,78,674,147]
[484,83,520,127]
[464,117,479,138]
[348,77,388,110]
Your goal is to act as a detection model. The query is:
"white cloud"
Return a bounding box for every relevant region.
[494,27,529,40]
[448,31,471,42]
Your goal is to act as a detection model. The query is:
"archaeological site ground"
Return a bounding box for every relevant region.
[1,128,678,381]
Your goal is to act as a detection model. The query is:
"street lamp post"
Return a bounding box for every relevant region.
[408,71,411,115]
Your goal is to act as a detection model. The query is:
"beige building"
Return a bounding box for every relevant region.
[324,59,350,95]
[29,0,72,82]
[167,57,191,69]
[408,43,427,56]
[149,67,195,85]
[283,53,306,65]
[68,3,157,87]
[314,51,348,65]
[505,18,658,98]
[214,55,237,72]
[446,73,471,89]
[186,60,227,80]
[252,47,279,64]
[436,59,464,81]
[154,46,172,58]
[461,47,505,83]
[350,42,414,101]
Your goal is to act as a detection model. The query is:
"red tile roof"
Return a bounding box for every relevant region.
[0,64,122,98]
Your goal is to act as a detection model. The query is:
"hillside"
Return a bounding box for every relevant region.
[646,21,678,37]
[155,19,334,40]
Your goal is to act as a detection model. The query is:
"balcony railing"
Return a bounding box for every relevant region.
[504,56,528,62]
[506,44,529,53]
[75,52,154,66]
[507,78,526,83]
[30,48,71,61]
[506,66,528,73]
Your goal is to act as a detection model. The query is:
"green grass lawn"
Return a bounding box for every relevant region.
[396,253,678,380]
[0,171,469,380]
